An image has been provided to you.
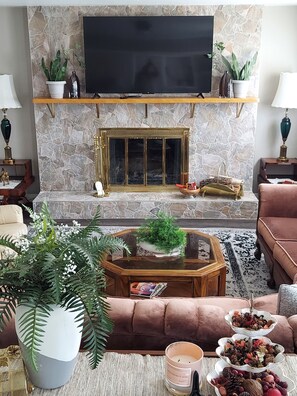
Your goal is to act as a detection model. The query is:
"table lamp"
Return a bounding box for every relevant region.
[0,74,22,164]
[271,72,297,162]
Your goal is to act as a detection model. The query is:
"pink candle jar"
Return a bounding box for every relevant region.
[165,341,204,395]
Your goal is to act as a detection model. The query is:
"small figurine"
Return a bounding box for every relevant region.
[94,181,105,198]
[0,168,9,186]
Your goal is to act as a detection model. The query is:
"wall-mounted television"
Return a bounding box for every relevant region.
[83,15,214,95]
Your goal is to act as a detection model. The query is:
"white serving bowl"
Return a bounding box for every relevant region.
[216,333,285,373]
[207,359,295,396]
[225,308,277,337]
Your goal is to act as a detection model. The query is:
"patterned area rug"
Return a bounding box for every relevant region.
[101,226,277,299]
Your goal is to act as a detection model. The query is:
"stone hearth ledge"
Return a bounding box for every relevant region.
[33,191,258,221]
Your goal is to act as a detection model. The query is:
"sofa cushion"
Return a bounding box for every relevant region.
[277,284,297,317]
[0,223,28,238]
[273,241,297,281]
[258,217,297,251]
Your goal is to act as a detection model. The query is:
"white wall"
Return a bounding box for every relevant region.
[0,6,296,195]
[0,7,39,195]
[254,6,297,190]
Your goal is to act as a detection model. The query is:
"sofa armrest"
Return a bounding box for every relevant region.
[258,184,297,218]
[0,205,24,225]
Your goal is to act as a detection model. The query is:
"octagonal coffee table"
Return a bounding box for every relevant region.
[102,228,226,298]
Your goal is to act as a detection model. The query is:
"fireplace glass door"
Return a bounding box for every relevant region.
[95,128,189,192]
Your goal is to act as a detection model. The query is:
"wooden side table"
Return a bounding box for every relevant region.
[0,159,34,204]
[258,157,297,185]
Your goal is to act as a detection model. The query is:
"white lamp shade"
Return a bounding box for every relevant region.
[271,72,297,109]
[0,74,22,109]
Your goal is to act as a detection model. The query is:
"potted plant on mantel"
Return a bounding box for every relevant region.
[221,50,258,98]
[41,49,68,99]
[0,202,129,389]
[136,211,187,257]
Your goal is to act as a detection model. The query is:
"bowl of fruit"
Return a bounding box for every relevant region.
[225,308,277,337]
[216,334,285,373]
[207,359,295,396]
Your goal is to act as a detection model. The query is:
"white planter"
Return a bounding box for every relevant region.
[16,304,82,389]
[232,80,250,98]
[138,241,181,257]
[46,81,66,99]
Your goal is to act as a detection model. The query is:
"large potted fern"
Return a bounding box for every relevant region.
[0,202,128,389]
[41,49,68,98]
[221,51,258,98]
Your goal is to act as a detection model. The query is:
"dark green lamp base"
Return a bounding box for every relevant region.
[1,116,14,163]
[277,115,291,162]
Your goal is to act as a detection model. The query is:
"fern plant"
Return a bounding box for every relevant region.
[0,202,129,371]
[136,211,186,253]
[41,50,68,81]
[221,51,258,81]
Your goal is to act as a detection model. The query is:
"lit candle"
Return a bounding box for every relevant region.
[171,354,197,364]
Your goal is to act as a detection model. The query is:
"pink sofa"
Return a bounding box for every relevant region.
[2,294,297,354]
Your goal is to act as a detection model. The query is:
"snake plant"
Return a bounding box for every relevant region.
[41,50,68,81]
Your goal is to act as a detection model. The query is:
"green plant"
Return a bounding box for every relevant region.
[221,51,258,81]
[136,212,187,253]
[41,50,68,81]
[0,202,129,370]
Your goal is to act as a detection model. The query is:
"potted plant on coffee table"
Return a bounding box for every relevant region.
[41,49,68,98]
[136,211,187,257]
[0,202,129,389]
[221,51,258,98]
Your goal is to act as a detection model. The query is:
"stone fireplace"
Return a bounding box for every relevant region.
[29,5,262,220]
[96,128,189,193]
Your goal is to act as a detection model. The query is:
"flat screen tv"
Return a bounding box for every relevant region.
[83,16,214,95]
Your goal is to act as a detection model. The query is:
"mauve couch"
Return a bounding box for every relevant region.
[2,294,297,354]
[255,183,297,288]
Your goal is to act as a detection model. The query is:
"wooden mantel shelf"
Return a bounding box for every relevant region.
[32,96,259,118]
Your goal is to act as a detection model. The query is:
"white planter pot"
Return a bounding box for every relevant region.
[46,81,66,99]
[232,80,250,98]
[15,304,82,389]
[138,241,181,257]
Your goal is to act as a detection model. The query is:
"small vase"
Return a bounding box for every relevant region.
[15,304,82,389]
[68,71,80,98]
[219,71,231,98]
[46,81,66,99]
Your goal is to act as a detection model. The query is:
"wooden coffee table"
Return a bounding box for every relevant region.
[102,228,226,297]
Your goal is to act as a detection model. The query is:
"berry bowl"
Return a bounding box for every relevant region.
[225,308,277,337]
[207,359,295,396]
[216,334,285,373]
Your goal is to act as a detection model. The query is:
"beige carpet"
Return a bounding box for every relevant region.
[32,352,297,396]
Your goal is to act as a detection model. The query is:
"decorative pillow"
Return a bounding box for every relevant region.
[277,284,297,317]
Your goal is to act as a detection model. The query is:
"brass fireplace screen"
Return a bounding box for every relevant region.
[94,128,189,193]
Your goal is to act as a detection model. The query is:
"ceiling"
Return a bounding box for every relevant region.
[0,0,297,6]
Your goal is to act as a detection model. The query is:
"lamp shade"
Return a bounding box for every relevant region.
[271,72,297,109]
[0,74,21,109]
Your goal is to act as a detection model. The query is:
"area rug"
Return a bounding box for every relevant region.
[101,226,277,299]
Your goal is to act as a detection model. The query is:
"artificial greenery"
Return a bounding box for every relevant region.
[136,212,187,253]
[221,51,258,81]
[41,50,68,81]
[0,203,129,371]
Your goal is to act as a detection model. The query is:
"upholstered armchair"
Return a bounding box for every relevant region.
[255,183,297,288]
[0,204,27,256]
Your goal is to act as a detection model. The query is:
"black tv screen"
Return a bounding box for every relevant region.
[83,16,214,95]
